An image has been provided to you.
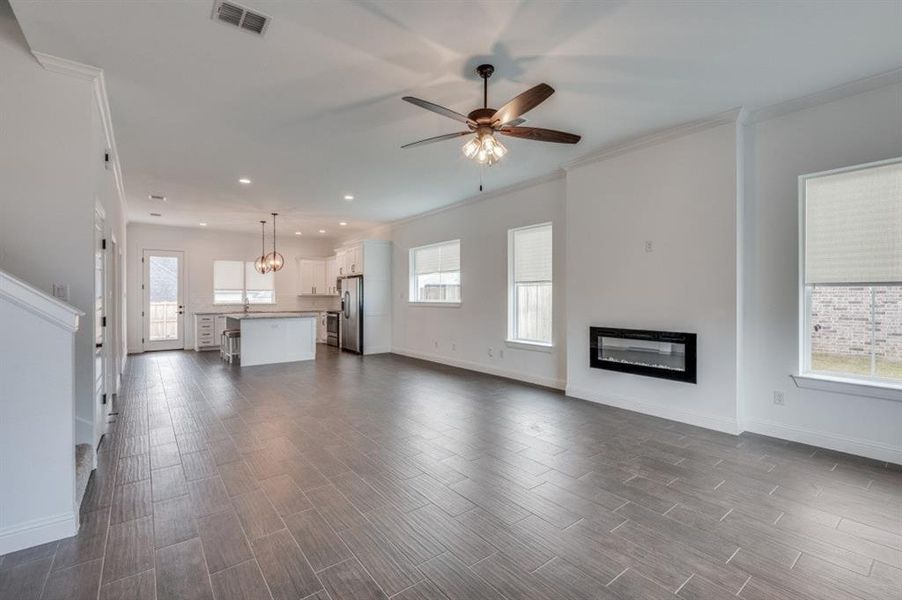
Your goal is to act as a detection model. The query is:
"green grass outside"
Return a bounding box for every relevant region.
[811,353,902,380]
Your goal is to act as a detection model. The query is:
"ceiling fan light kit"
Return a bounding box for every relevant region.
[402,63,580,166]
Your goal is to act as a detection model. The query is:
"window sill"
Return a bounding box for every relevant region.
[505,339,553,353]
[791,373,902,402]
[213,303,277,306]
[408,302,461,308]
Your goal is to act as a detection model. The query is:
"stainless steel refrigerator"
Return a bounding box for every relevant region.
[340,275,363,353]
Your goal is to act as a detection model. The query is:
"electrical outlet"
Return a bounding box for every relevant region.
[487,347,493,358]
[434,340,439,349]
[645,240,654,253]
[773,391,785,406]
[451,343,456,351]
[499,349,504,359]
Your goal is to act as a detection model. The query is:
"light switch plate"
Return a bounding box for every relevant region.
[52,283,69,301]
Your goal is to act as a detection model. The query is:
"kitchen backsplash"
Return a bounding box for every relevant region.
[188,293,340,315]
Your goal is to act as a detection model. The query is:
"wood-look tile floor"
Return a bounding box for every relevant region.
[2,347,901,600]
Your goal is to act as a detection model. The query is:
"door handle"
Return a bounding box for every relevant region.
[96,343,103,349]
[343,292,350,318]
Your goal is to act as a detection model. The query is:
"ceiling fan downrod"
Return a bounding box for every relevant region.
[476,63,494,109]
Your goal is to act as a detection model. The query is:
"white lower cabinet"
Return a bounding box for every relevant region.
[194,314,218,351]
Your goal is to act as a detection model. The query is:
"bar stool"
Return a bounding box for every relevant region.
[221,329,241,364]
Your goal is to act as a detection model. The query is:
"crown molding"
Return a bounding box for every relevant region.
[748,67,902,124]
[32,51,100,80]
[31,51,126,211]
[562,108,742,171]
[0,269,84,333]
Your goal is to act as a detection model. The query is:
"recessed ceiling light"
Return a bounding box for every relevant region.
[294,231,302,236]
[343,194,354,201]
[199,222,207,227]
[239,178,252,184]
[318,229,326,234]
[150,212,162,217]
[149,194,166,201]
[339,222,347,226]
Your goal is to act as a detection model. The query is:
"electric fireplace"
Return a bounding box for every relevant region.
[589,327,697,383]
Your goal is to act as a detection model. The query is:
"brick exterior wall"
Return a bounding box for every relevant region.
[810,286,902,359]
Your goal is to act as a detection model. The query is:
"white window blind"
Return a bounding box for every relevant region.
[804,161,902,285]
[509,223,552,344]
[214,260,243,304]
[244,262,275,304]
[410,240,460,303]
[214,260,275,304]
[513,225,552,284]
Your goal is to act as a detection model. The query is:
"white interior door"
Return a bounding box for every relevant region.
[94,209,106,446]
[107,238,120,395]
[143,250,185,351]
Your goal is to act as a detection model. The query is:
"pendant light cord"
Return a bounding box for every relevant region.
[271,213,278,258]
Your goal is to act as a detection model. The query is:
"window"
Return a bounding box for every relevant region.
[409,240,460,303]
[213,260,275,304]
[800,158,901,387]
[508,223,552,345]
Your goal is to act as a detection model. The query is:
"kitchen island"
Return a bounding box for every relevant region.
[225,312,318,366]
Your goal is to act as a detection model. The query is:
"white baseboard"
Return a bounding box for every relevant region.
[392,347,566,390]
[364,345,392,355]
[744,418,902,465]
[0,511,78,555]
[75,415,94,447]
[565,384,740,435]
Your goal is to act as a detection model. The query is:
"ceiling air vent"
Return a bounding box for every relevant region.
[212,1,269,36]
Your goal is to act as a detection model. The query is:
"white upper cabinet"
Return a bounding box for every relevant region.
[297,258,329,296]
[335,247,351,277]
[336,243,363,276]
[324,256,337,294]
[349,244,363,275]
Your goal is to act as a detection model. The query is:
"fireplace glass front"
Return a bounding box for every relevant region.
[590,327,697,383]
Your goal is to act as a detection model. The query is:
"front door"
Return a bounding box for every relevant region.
[143,250,185,351]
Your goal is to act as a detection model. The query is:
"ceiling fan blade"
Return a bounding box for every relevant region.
[401,131,472,149]
[498,126,581,144]
[498,117,526,128]
[402,96,475,126]
[491,83,554,126]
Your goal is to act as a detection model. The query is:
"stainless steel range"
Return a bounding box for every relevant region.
[325,311,340,348]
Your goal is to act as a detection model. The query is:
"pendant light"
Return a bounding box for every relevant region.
[254,220,269,274]
[265,212,284,272]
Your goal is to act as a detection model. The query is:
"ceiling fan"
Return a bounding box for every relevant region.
[401,64,581,166]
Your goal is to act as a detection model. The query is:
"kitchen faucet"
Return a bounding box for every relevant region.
[243,297,250,313]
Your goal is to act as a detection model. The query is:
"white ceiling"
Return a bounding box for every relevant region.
[10,1,902,236]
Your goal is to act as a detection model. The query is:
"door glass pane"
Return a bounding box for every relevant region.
[148,256,179,341]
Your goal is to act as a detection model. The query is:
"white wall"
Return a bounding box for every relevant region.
[742,83,902,461]
[565,122,740,433]
[126,223,339,352]
[389,176,567,389]
[0,3,126,448]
